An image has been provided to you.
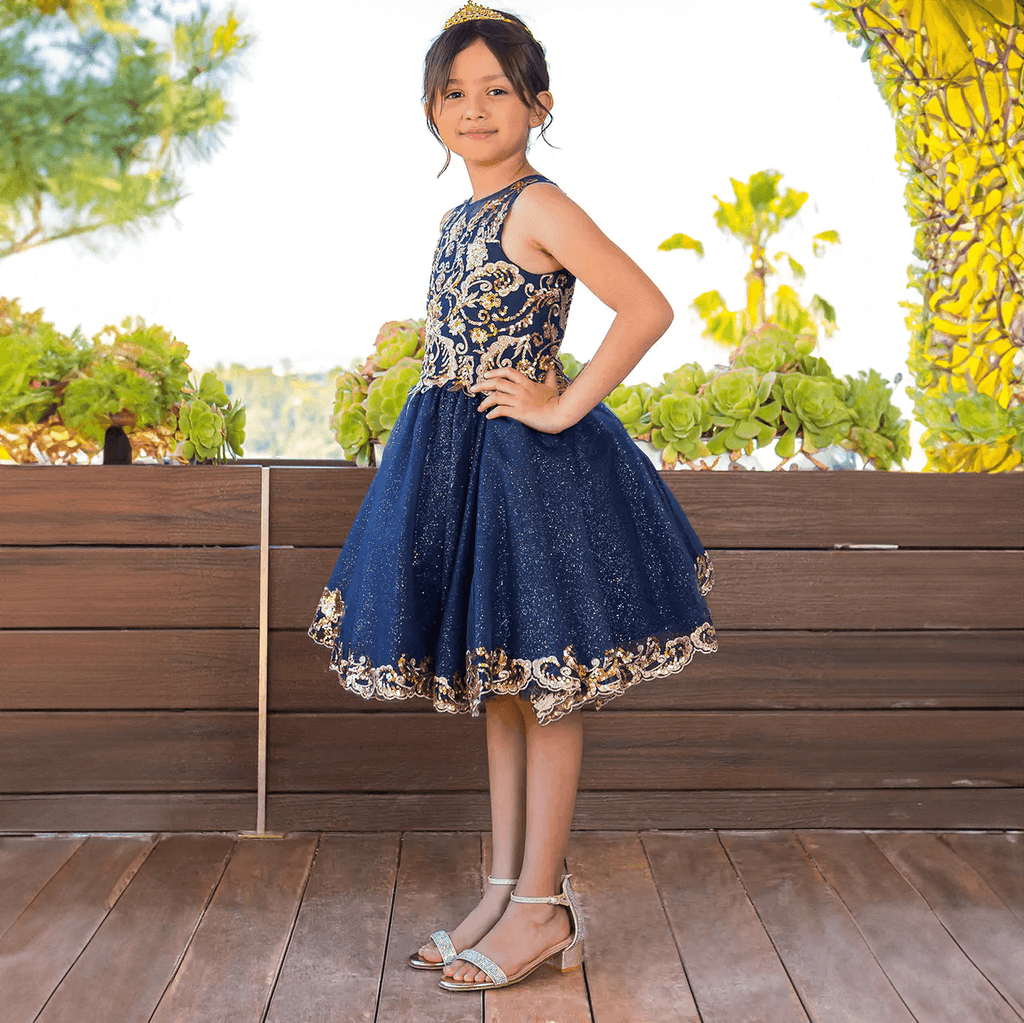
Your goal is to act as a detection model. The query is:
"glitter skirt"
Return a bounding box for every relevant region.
[308,381,718,726]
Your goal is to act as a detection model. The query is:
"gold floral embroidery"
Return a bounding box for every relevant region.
[307,552,718,728]
[411,176,576,399]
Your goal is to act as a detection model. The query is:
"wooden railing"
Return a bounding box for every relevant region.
[1,465,1021,832]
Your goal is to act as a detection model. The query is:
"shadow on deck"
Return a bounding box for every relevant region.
[1,828,1021,1023]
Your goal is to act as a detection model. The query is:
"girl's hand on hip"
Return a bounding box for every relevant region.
[471,366,567,434]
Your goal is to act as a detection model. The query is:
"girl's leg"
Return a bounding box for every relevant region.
[444,697,584,983]
[417,693,527,963]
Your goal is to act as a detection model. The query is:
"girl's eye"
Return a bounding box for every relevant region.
[444,88,506,100]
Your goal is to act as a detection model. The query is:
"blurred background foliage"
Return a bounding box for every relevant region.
[212,362,341,460]
[0,0,251,259]
[659,169,840,349]
[815,0,1024,472]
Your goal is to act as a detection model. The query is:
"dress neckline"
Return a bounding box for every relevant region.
[465,173,546,209]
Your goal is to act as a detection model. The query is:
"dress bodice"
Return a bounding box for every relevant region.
[410,173,577,397]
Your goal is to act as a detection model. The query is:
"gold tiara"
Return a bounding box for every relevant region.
[444,2,519,32]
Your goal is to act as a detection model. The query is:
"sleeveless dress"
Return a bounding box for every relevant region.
[308,172,718,726]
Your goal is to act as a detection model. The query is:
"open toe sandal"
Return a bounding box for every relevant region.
[406,875,519,969]
[438,873,585,991]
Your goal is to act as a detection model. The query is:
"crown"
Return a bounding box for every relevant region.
[444,2,518,32]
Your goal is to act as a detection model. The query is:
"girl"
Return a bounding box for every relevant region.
[308,1,718,993]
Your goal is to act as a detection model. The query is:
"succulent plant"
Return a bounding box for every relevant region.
[650,391,713,466]
[701,366,781,459]
[366,357,421,445]
[660,361,711,395]
[368,320,425,373]
[773,373,851,456]
[605,382,655,439]
[558,350,584,379]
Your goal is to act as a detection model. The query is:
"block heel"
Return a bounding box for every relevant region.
[438,872,586,991]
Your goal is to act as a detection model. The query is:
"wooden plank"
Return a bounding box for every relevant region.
[267,789,1023,833]
[0,793,254,833]
[641,831,808,1023]
[0,712,256,792]
[268,466,1024,549]
[477,831,591,1022]
[270,628,1024,711]
[0,836,85,938]
[264,834,400,1023]
[149,834,318,1023]
[566,832,700,1022]
[4,626,1018,713]
[0,549,258,628]
[0,465,261,545]
[373,831,490,1023]
[941,832,1024,924]
[267,710,1023,792]
[799,830,1020,1022]
[870,831,1024,1014]
[720,830,917,1023]
[269,547,1024,630]
[35,834,235,1023]
[0,835,156,1023]
[1,630,258,710]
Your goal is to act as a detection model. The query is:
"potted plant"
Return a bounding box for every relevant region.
[0,296,245,464]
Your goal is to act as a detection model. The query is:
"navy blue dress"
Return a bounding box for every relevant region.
[308,172,717,726]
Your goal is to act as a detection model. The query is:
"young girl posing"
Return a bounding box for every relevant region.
[308,1,717,993]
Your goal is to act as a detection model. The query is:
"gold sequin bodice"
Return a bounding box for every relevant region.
[410,173,577,397]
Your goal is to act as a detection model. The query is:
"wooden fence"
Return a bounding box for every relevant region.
[1,465,1021,833]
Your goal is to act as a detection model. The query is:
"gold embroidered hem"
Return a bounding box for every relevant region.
[308,553,718,728]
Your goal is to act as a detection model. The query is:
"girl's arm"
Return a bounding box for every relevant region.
[526,184,674,431]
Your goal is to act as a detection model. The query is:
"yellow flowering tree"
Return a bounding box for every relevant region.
[815,0,1024,471]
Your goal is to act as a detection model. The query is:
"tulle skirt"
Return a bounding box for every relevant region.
[308,382,718,726]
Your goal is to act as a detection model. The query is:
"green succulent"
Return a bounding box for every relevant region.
[177,397,224,460]
[223,402,246,458]
[366,357,420,444]
[333,369,369,415]
[558,350,584,379]
[606,382,655,439]
[773,373,853,456]
[175,368,244,462]
[372,320,425,371]
[650,392,712,466]
[333,406,373,465]
[703,366,781,457]
[660,362,711,395]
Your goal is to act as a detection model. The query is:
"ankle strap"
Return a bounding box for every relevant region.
[486,875,519,885]
[510,890,567,905]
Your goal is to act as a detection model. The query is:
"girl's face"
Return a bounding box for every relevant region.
[426,36,551,168]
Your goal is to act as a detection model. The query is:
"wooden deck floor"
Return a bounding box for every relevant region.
[0,829,1021,1023]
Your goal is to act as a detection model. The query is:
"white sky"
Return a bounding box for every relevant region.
[3,0,929,467]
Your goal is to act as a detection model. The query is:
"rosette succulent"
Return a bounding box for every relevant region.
[650,391,712,466]
[331,368,372,464]
[605,382,655,439]
[660,361,711,395]
[841,368,911,470]
[774,373,852,457]
[371,319,425,371]
[365,356,421,446]
[558,350,584,379]
[703,366,781,457]
[175,371,245,462]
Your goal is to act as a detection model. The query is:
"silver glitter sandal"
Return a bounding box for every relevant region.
[406,875,519,969]
[437,873,585,991]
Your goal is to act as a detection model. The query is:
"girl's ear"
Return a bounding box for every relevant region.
[532,91,554,125]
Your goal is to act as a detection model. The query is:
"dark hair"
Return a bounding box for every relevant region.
[422,9,558,178]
